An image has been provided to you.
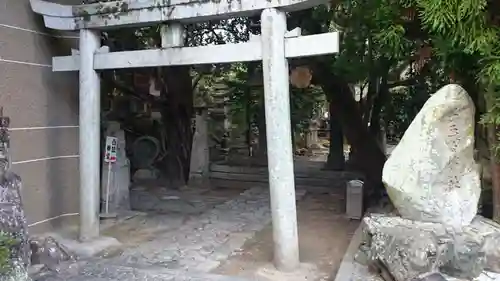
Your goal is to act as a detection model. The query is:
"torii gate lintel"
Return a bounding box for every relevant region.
[30,0,339,272]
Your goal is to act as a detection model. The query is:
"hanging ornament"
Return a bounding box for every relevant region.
[290,66,312,89]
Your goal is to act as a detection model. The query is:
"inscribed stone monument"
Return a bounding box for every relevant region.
[356,84,500,281]
[382,84,481,227]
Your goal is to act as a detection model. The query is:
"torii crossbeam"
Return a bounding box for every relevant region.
[30,0,339,271]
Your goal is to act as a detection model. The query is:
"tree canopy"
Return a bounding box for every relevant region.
[99,0,500,221]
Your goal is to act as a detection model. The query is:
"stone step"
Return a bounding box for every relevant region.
[36,262,254,281]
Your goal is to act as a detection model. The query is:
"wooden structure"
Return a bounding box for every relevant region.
[209,163,362,191]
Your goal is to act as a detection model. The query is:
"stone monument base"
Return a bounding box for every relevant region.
[356,214,500,281]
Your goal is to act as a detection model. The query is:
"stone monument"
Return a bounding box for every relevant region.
[355,85,500,281]
[189,107,210,186]
[0,109,31,281]
[383,84,480,227]
[101,121,131,214]
[306,118,321,155]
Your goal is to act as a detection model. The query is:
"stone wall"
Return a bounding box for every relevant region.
[0,0,81,233]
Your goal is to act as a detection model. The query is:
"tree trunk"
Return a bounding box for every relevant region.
[316,68,386,199]
[245,88,252,156]
[326,101,345,170]
[488,124,500,223]
[370,70,389,154]
[161,66,194,188]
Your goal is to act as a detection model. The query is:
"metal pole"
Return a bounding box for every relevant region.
[260,8,300,271]
[79,29,101,241]
[104,162,112,214]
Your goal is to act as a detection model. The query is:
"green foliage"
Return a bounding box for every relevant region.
[0,231,17,274]
[223,62,325,135]
[332,0,416,79]
[408,0,500,158]
[290,86,326,132]
[383,86,430,140]
[101,0,500,157]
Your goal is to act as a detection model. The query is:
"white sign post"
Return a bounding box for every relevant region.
[102,136,118,218]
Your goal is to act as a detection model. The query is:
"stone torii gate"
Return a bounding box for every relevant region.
[30,0,339,271]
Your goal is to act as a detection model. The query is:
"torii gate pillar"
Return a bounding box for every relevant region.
[78,29,101,241]
[261,8,299,271]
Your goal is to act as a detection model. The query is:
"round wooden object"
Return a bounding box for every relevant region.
[290,66,312,89]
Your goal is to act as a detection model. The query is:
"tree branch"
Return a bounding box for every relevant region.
[192,73,204,90]
[387,61,432,89]
[387,78,418,88]
[110,76,158,103]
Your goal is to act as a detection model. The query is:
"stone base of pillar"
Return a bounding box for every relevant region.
[188,174,210,189]
[255,263,321,281]
[38,233,121,259]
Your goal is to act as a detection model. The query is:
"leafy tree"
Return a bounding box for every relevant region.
[224,62,326,156]
[380,0,500,221]
[316,0,500,219]
[99,0,500,219]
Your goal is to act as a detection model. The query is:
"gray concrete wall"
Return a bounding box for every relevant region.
[0,0,81,233]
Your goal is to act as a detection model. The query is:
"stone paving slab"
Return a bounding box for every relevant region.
[130,189,229,215]
[114,187,306,272]
[35,262,257,281]
[35,186,306,281]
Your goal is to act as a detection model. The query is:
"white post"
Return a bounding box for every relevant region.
[79,29,101,241]
[261,8,300,271]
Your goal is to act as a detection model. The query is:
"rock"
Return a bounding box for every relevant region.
[440,231,486,278]
[27,264,45,276]
[364,222,442,280]
[0,113,30,281]
[410,272,447,281]
[382,84,481,227]
[362,214,500,280]
[483,233,500,273]
[29,236,75,271]
[0,173,31,267]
